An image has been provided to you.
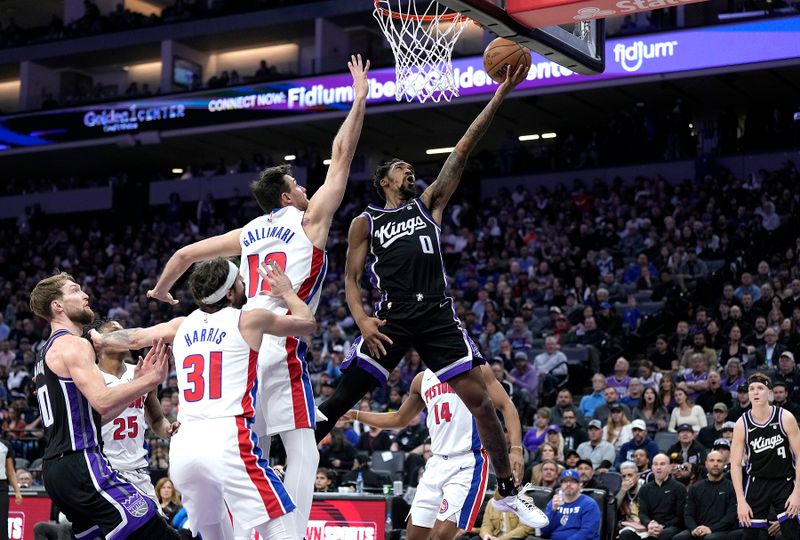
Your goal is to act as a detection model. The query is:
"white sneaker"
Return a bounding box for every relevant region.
[492,483,549,528]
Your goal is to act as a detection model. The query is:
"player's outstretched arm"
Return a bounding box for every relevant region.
[730,418,752,526]
[420,64,528,222]
[481,364,524,482]
[60,337,169,418]
[148,228,242,304]
[344,372,425,429]
[346,215,393,357]
[90,317,185,352]
[305,55,370,245]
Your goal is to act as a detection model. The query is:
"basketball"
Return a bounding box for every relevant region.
[483,37,531,83]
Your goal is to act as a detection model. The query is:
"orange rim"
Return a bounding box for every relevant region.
[373,0,466,22]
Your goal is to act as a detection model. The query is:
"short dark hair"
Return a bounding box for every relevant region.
[250,164,292,211]
[373,158,403,201]
[188,258,234,311]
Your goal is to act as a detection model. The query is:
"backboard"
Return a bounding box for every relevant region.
[437,0,605,74]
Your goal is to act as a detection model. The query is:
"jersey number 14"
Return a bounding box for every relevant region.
[432,402,452,424]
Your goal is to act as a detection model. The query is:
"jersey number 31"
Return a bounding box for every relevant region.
[183,352,223,402]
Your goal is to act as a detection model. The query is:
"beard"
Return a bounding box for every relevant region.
[399,182,417,199]
[67,305,95,325]
[231,290,247,309]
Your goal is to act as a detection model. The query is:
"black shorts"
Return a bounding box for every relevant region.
[744,475,797,527]
[43,447,161,540]
[341,297,483,384]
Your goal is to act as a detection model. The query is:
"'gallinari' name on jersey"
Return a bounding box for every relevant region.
[241,224,296,247]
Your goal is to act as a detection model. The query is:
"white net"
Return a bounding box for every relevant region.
[373,0,469,103]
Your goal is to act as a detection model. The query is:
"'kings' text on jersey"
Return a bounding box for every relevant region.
[363,199,446,296]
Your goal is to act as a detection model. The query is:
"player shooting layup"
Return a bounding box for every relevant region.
[146,56,369,539]
[315,65,548,528]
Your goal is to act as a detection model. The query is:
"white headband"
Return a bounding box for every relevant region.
[201,260,239,304]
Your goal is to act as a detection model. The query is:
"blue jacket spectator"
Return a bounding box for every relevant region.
[579,374,607,418]
[540,469,601,540]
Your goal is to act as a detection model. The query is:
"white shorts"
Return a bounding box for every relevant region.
[116,467,159,510]
[410,450,489,531]
[169,416,296,532]
[252,335,316,437]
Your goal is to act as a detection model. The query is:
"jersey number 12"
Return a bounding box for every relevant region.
[247,252,288,297]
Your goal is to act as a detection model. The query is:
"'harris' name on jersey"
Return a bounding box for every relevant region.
[241,225,296,247]
[182,327,227,347]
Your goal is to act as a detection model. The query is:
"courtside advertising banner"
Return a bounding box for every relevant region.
[0,16,797,150]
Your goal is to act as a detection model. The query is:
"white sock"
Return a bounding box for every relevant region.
[280,428,319,539]
[199,520,235,540]
[254,513,295,540]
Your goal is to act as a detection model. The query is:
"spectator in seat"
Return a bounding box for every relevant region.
[575,458,607,492]
[734,272,761,300]
[550,388,584,427]
[695,371,731,413]
[357,423,392,453]
[673,451,739,540]
[314,468,336,492]
[776,351,800,398]
[667,424,707,467]
[155,477,182,524]
[668,388,707,433]
[771,380,800,417]
[606,357,632,398]
[530,458,562,489]
[603,404,633,452]
[523,408,552,455]
[679,332,717,371]
[677,354,710,403]
[721,358,746,400]
[727,384,751,421]
[533,337,568,399]
[392,412,429,453]
[619,453,686,540]
[593,387,632,425]
[621,377,643,408]
[615,419,659,470]
[634,448,652,479]
[710,439,732,475]
[506,316,534,351]
[507,351,538,404]
[341,453,387,490]
[579,374,606,418]
[719,324,753,368]
[668,321,691,363]
[319,427,357,471]
[536,469,601,540]
[697,403,728,449]
[577,420,615,470]
[560,409,588,451]
[616,461,646,538]
[633,387,669,438]
[649,335,678,372]
[637,359,662,390]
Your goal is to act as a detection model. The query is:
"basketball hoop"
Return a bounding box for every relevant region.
[373,0,470,103]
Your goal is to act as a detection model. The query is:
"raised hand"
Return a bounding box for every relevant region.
[348,54,371,100]
[135,339,171,388]
[497,63,529,97]
[257,260,293,298]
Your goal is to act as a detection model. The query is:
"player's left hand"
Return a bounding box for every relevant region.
[768,520,781,536]
[348,54,370,99]
[509,446,524,483]
[785,489,800,517]
[14,493,22,505]
[167,421,180,436]
[257,260,293,298]
[497,63,528,96]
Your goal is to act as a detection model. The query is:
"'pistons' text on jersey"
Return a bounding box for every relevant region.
[743,406,794,479]
[363,199,446,298]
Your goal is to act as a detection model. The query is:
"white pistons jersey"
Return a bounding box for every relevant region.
[100,364,148,471]
[238,206,325,435]
[421,369,481,456]
[172,307,258,422]
[238,206,327,314]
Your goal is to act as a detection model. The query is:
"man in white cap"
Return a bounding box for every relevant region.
[615,419,659,470]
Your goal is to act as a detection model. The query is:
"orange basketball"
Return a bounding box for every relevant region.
[483,37,531,83]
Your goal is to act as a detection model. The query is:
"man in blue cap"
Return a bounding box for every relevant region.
[535,469,601,540]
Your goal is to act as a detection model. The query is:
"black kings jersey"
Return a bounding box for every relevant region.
[363,198,447,298]
[743,406,794,479]
[34,329,102,459]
